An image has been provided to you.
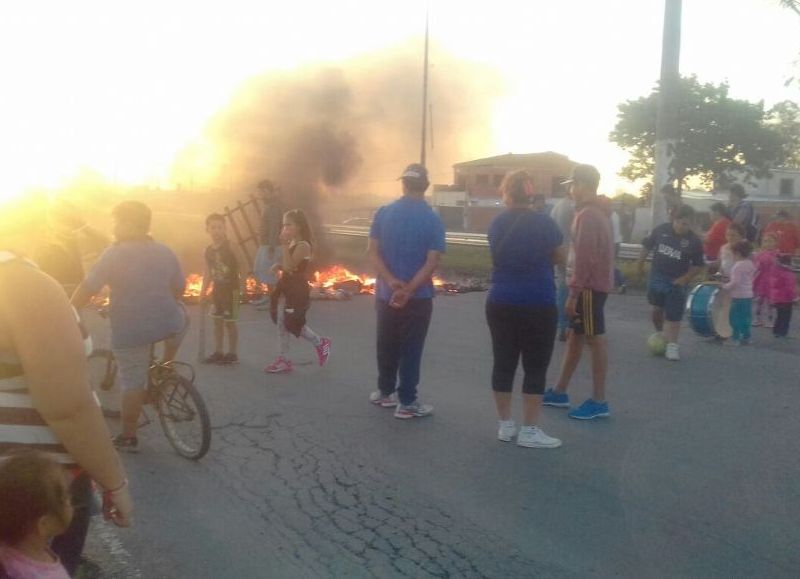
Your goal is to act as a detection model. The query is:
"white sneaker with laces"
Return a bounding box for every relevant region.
[665,342,680,361]
[497,420,516,442]
[516,426,561,448]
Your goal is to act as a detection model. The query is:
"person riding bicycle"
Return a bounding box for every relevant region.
[71,201,187,453]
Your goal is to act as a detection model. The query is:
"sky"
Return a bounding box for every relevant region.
[0,0,798,203]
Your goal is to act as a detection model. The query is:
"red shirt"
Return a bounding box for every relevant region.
[567,200,614,297]
[703,217,730,259]
[762,220,800,255]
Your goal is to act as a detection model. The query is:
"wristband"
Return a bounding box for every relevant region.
[103,478,128,495]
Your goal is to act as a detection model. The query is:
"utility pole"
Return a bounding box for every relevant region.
[652,0,682,228]
[420,4,430,166]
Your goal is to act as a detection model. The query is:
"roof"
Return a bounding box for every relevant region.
[453,151,574,169]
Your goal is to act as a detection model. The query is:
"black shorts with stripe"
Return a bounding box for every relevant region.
[570,289,607,336]
[210,285,240,322]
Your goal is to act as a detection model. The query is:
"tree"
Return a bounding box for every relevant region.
[766,100,800,168]
[610,76,790,189]
[779,0,800,16]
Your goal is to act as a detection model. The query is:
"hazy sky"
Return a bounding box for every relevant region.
[1,0,798,201]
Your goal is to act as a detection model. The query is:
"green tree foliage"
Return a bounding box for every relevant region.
[609,76,793,189]
[766,100,800,168]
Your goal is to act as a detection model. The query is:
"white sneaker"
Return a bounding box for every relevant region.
[665,342,680,361]
[497,420,516,442]
[516,426,562,448]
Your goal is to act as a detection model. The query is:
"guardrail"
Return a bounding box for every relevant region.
[324,225,800,271]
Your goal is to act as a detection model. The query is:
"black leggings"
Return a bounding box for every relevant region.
[486,301,557,395]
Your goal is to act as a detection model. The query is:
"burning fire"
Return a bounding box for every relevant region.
[179,268,461,304]
[313,266,375,295]
[183,273,206,299]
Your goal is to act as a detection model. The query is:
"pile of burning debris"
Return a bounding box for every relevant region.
[181,267,487,304]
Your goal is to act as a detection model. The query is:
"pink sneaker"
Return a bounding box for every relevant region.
[264,357,293,374]
[315,338,331,367]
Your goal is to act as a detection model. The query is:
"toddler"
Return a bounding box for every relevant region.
[0,452,73,579]
[752,233,778,327]
[770,254,798,338]
[722,240,756,345]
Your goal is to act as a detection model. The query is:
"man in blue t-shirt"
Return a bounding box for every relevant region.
[638,204,704,361]
[367,164,446,419]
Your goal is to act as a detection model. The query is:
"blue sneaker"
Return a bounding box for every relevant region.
[568,399,610,420]
[542,389,569,408]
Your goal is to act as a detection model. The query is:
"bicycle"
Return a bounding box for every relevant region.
[88,346,211,460]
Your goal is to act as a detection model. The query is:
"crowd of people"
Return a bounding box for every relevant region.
[1,159,798,576]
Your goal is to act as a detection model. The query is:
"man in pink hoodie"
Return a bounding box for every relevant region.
[543,164,614,420]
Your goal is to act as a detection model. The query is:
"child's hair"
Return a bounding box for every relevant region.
[777,253,793,267]
[0,451,71,545]
[673,204,695,221]
[499,170,534,205]
[284,209,315,247]
[727,222,746,238]
[731,240,753,258]
[205,213,226,228]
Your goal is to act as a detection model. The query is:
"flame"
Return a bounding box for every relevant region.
[181,273,268,302]
[184,273,205,298]
[313,266,375,294]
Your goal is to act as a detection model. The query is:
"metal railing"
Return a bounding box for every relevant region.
[324,225,800,271]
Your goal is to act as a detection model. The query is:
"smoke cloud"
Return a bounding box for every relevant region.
[177,40,501,201]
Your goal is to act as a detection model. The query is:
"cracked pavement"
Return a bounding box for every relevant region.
[83,291,800,578]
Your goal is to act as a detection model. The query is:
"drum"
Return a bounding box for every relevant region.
[686,283,732,339]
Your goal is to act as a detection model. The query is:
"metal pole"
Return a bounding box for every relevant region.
[420,4,430,166]
[652,0,682,228]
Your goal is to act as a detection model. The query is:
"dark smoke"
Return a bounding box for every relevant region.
[174,41,501,261]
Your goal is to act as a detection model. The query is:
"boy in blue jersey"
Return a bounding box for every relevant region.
[638,204,704,361]
[367,164,446,419]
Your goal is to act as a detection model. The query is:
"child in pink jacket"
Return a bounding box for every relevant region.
[752,233,778,327]
[770,254,798,338]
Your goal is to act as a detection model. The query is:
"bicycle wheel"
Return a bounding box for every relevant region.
[154,375,211,460]
[87,349,120,418]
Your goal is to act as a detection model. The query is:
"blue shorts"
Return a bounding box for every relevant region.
[647,281,687,322]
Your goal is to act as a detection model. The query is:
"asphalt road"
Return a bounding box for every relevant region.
[82,290,800,579]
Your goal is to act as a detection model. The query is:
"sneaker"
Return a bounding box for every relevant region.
[516,425,562,448]
[665,343,680,361]
[723,340,741,347]
[255,303,271,311]
[369,391,398,407]
[203,352,225,365]
[315,337,331,367]
[542,388,570,408]
[752,320,763,327]
[568,399,610,420]
[765,322,774,329]
[497,420,516,442]
[264,357,293,374]
[223,353,239,365]
[393,401,434,419]
[251,297,269,307]
[112,434,139,453]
